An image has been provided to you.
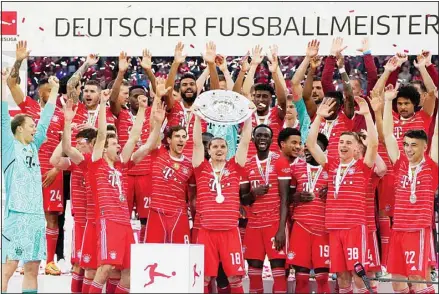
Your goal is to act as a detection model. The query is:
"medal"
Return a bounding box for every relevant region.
[256,152,272,186]
[254,108,271,126]
[307,164,323,193]
[216,194,225,204]
[119,194,126,202]
[334,159,356,199]
[87,108,99,127]
[409,194,417,204]
[210,160,226,204]
[181,102,193,140]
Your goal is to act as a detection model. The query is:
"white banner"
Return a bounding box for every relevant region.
[1,2,438,56]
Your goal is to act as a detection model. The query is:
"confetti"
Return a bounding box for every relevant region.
[35,72,41,75]
[61,61,67,66]
[92,72,97,76]
[34,77,38,83]
[80,57,86,62]
[22,18,25,23]
[190,44,195,48]
[51,62,55,66]
[39,27,44,31]
[127,5,132,8]
[349,10,355,13]
[427,14,431,17]
[404,49,409,53]
[100,67,105,70]
[393,44,397,47]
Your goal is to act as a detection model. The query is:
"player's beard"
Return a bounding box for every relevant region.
[181,91,197,104]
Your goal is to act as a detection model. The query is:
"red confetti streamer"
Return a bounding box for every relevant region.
[39,27,44,31]
[392,44,397,47]
[404,49,409,53]
[349,10,355,13]
[427,14,431,17]
[22,18,25,23]
[190,44,195,48]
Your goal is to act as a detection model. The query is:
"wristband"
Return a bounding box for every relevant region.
[363,50,372,55]
[339,67,346,74]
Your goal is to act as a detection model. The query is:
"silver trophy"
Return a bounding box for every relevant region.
[193,90,252,125]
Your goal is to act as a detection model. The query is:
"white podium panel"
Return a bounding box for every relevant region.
[131,243,204,293]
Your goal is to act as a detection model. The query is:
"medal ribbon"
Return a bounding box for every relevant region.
[321,118,337,138]
[87,108,100,127]
[256,152,272,185]
[307,164,323,193]
[334,159,357,198]
[210,160,226,200]
[408,158,425,198]
[254,108,271,126]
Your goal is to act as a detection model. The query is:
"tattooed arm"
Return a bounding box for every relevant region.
[6,40,31,105]
[66,54,99,103]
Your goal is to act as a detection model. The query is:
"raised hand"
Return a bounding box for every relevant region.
[316,98,336,118]
[359,129,369,146]
[85,53,100,66]
[310,56,322,69]
[48,76,60,89]
[384,56,398,73]
[155,77,172,97]
[369,89,384,113]
[356,37,370,53]
[336,52,345,69]
[118,51,130,72]
[100,89,111,103]
[64,98,77,122]
[16,40,31,61]
[202,41,217,64]
[267,47,279,73]
[153,101,166,125]
[251,45,264,65]
[422,50,432,66]
[395,52,408,67]
[140,49,152,70]
[240,52,250,72]
[330,37,347,57]
[215,54,228,72]
[138,94,148,109]
[306,39,320,58]
[384,84,398,101]
[174,42,187,64]
[354,96,371,116]
[413,54,427,69]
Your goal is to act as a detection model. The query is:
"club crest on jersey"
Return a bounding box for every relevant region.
[109,251,117,260]
[348,168,355,175]
[250,170,255,175]
[82,254,91,263]
[181,166,189,175]
[223,169,230,177]
[242,246,246,254]
[287,252,295,260]
[52,115,59,122]
[322,171,329,179]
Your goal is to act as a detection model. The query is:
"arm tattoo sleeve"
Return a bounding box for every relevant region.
[67,62,90,101]
[10,60,23,80]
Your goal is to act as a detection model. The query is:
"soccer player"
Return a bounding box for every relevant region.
[306,96,378,294]
[50,125,97,293]
[192,101,255,293]
[240,124,291,293]
[2,71,59,292]
[287,132,331,294]
[383,85,438,294]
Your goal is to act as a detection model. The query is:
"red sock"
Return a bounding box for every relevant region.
[114,283,129,293]
[89,281,104,293]
[272,268,286,293]
[217,285,231,294]
[139,225,146,244]
[106,278,119,294]
[295,272,310,294]
[82,277,93,293]
[229,278,244,293]
[204,280,210,294]
[315,273,331,294]
[339,285,353,294]
[248,266,264,293]
[46,227,59,263]
[370,285,378,293]
[379,216,391,266]
[71,272,84,293]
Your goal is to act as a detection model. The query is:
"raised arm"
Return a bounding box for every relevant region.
[50,141,71,170]
[164,42,186,110]
[321,37,347,93]
[232,55,250,94]
[268,46,287,119]
[302,57,321,119]
[217,55,234,90]
[336,53,355,119]
[382,85,400,164]
[203,41,220,90]
[235,115,253,167]
[424,51,439,87]
[6,41,31,105]
[2,68,15,171]
[431,111,438,164]
[292,40,319,100]
[306,99,334,167]
[357,38,378,96]
[62,98,85,164]
[34,76,58,150]
[242,45,264,98]
[92,90,110,161]
[67,54,99,102]
[414,54,437,116]
[369,89,385,143]
[196,67,210,96]
[372,56,399,93]
[140,48,157,93]
[109,51,130,117]
[355,97,378,168]
[192,112,205,168]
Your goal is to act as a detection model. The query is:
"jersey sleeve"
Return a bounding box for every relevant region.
[419,109,433,131]
[34,103,55,150]
[194,159,208,178]
[1,102,15,172]
[275,156,292,180]
[77,153,92,172]
[18,96,40,121]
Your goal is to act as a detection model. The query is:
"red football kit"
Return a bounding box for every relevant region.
[365,172,381,271]
[88,155,136,270]
[195,159,247,277]
[287,158,330,269]
[318,112,354,160]
[116,107,153,218]
[325,158,372,273]
[144,146,194,244]
[387,156,438,278]
[240,152,291,261]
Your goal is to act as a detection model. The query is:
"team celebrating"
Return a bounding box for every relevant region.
[1,37,438,294]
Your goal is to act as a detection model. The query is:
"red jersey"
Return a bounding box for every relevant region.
[116,107,152,175]
[241,152,291,228]
[77,154,95,222]
[318,112,354,160]
[18,96,64,173]
[392,156,438,231]
[392,110,432,153]
[248,107,284,159]
[325,158,372,230]
[166,102,207,160]
[290,158,329,234]
[68,161,87,225]
[195,159,246,230]
[149,147,194,213]
[88,156,135,225]
[366,172,381,232]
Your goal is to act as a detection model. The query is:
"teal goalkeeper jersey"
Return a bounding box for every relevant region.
[1,101,55,217]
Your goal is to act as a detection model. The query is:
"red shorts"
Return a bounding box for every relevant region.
[366,230,381,272]
[329,225,367,273]
[127,174,151,219]
[80,221,97,269]
[287,222,330,269]
[243,221,288,261]
[145,209,190,244]
[42,171,64,213]
[71,221,85,265]
[387,228,431,277]
[377,173,394,216]
[96,219,135,270]
[191,227,200,244]
[197,227,245,278]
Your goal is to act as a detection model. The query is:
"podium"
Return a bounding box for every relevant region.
[131,243,204,293]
